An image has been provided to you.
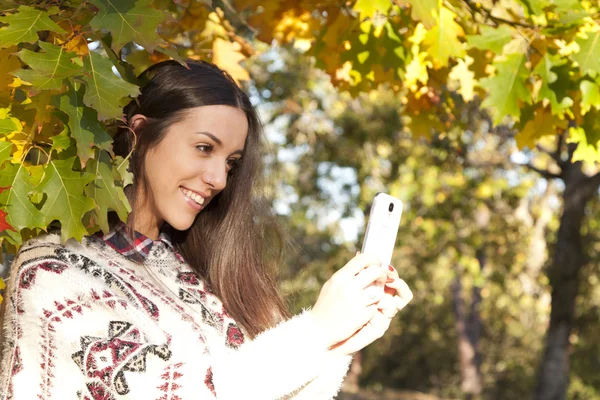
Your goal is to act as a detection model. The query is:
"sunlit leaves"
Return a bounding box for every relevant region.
[38,158,96,242]
[56,84,113,166]
[0,6,65,47]
[533,53,573,115]
[423,7,465,68]
[81,51,140,120]
[467,25,513,54]
[212,38,250,83]
[396,0,440,28]
[580,79,600,114]
[480,53,531,124]
[572,29,600,77]
[88,0,168,52]
[14,41,82,91]
[84,151,130,234]
[0,163,46,235]
[0,110,21,136]
[516,107,567,149]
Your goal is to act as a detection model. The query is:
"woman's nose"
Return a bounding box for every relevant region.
[201,161,228,191]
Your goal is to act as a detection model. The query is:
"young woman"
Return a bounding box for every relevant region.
[0,60,412,399]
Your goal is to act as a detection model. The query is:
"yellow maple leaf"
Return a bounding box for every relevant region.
[448,56,475,102]
[517,107,567,150]
[0,46,21,90]
[211,38,249,83]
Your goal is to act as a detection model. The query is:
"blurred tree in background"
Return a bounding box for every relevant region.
[0,1,598,399]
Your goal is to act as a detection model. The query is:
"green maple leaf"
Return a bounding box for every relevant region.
[533,53,573,115]
[572,31,600,77]
[14,41,82,91]
[50,125,72,154]
[480,53,531,124]
[0,163,46,233]
[0,141,12,163]
[56,84,113,166]
[38,157,96,242]
[89,0,168,52]
[580,79,600,115]
[0,113,21,136]
[0,6,66,47]
[81,51,140,120]
[85,151,131,234]
[467,25,512,54]
[398,0,439,28]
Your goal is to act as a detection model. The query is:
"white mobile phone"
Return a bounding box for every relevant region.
[361,192,403,266]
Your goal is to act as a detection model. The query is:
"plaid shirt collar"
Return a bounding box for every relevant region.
[99,221,177,263]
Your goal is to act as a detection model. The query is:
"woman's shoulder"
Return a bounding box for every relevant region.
[9,232,111,283]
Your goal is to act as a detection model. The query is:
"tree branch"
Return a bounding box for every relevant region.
[523,163,561,180]
[461,0,539,29]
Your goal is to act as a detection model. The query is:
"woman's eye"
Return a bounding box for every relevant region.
[196,144,213,153]
[227,158,241,174]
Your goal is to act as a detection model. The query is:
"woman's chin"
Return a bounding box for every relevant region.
[165,214,196,232]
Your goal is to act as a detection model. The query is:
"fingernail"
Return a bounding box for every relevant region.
[388,265,395,272]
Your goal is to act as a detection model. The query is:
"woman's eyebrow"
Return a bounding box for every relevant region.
[196,131,222,145]
[196,131,244,156]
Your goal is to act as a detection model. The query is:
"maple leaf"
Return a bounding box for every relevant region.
[38,157,96,242]
[353,0,392,21]
[56,84,113,166]
[14,41,82,91]
[0,110,21,136]
[88,0,169,52]
[0,163,46,233]
[0,186,15,232]
[0,46,21,89]
[84,151,131,234]
[533,53,573,115]
[572,30,600,77]
[212,38,250,83]
[81,51,140,120]
[396,0,440,29]
[480,53,532,124]
[423,7,465,68]
[466,25,513,54]
[580,79,600,115]
[0,6,66,47]
[516,107,567,149]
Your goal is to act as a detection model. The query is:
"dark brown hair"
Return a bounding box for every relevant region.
[113,60,290,337]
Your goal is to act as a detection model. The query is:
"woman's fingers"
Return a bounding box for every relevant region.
[337,252,382,278]
[385,277,413,311]
[356,265,387,289]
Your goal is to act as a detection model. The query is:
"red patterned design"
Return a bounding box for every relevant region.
[155,362,184,400]
[225,323,245,349]
[72,321,172,398]
[204,367,216,397]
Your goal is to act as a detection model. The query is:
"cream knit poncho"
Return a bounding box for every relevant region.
[0,233,351,399]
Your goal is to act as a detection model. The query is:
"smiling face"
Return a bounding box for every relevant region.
[132,105,248,238]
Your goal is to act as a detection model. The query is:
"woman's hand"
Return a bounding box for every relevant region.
[330,264,413,356]
[310,253,387,348]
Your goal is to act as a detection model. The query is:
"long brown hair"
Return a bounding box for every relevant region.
[113,60,290,337]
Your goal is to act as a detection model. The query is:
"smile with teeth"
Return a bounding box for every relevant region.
[181,187,205,206]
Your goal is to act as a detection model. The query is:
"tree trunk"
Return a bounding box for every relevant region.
[451,253,484,399]
[534,162,600,400]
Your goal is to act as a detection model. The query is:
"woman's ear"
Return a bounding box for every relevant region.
[129,114,148,131]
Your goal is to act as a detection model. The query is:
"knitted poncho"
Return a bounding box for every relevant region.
[0,229,351,399]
